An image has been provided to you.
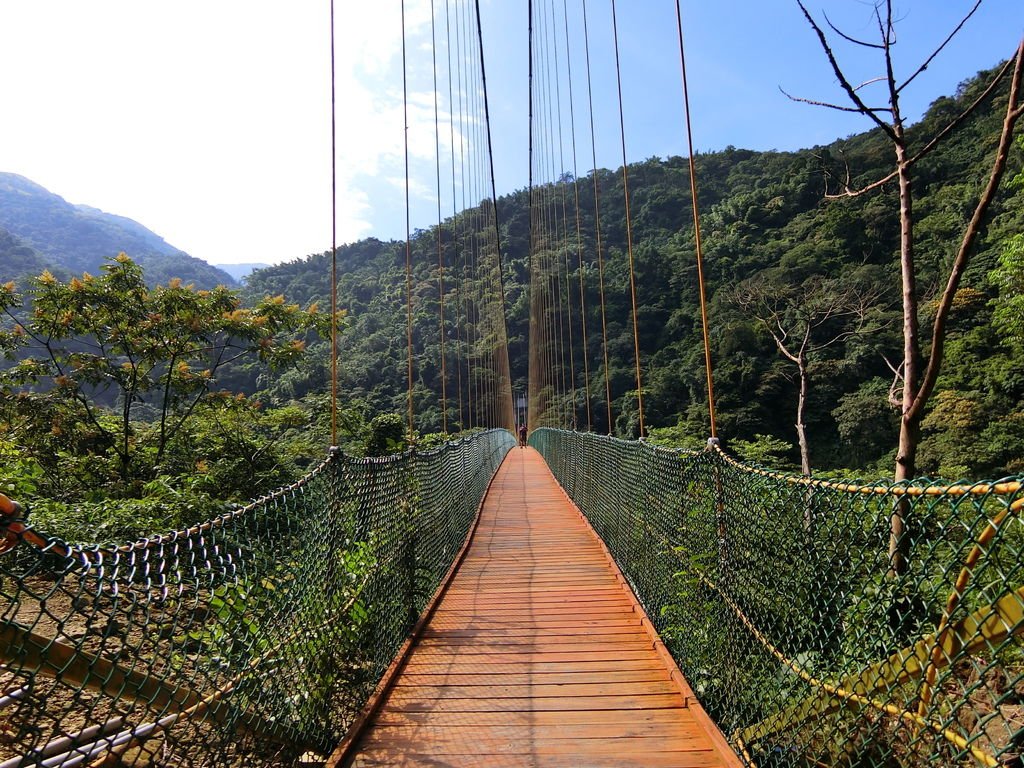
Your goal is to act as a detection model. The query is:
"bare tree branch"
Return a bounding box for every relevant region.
[898,0,983,93]
[779,86,891,114]
[825,54,1016,198]
[823,11,885,49]
[908,37,1024,423]
[854,76,888,92]
[796,0,898,140]
[882,355,904,408]
[881,0,904,133]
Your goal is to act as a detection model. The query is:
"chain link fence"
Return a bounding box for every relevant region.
[0,429,514,768]
[531,427,1024,768]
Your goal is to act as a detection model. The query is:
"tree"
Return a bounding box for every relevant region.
[991,142,1024,344]
[0,254,334,488]
[791,1,1024,573]
[734,273,885,476]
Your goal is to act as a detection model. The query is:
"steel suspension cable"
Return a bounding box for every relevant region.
[562,0,591,431]
[610,0,645,437]
[475,0,515,430]
[430,0,448,435]
[541,3,559,427]
[550,0,576,429]
[581,0,614,434]
[527,0,538,430]
[468,25,491,428]
[467,11,493,427]
[674,0,718,438]
[329,0,338,447]
[445,0,465,431]
[401,0,415,438]
[455,2,476,427]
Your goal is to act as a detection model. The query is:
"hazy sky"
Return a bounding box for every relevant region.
[0,1,1020,267]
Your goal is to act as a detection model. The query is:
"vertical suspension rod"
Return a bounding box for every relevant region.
[675,0,717,438]
[581,0,613,434]
[475,0,515,430]
[401,0,416,438]
[563,0,592,431]
[445,0,465,431]
[329,0,339,447]
[610,0,645,437]
[431,0,448,434]
[550,0,575,430]
[527,0,536,431]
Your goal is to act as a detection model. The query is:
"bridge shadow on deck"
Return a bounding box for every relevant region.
[338,448,739,768]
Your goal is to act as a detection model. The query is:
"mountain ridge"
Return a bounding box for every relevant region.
[0,172,236,289]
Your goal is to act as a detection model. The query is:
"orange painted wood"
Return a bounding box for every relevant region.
[336,448,741,768]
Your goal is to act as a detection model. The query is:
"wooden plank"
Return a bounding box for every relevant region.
[379,693,687,713]
[420,625,645,638]
[386,681,681,699]
[334,448,741,768]
[404,649,660,662]
[357,722,708,741]
[431,604,638,616]
[425,616,643,629]
[396,670,672,686]
[371,708,695,728]
[358,733,712,755]
[349,753,723,768]
[401,659,669,676]
[414,636,654,650]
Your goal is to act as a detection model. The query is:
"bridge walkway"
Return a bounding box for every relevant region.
[335,447,740,768]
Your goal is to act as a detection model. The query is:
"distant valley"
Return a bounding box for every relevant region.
[0,172,237,289]
[213,262,271,282]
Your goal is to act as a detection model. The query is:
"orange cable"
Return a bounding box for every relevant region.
[549,0,575,428]
[445,0,465,430]
[610,0,645,437]
[401,0,415,438]
[581,0,614,434]
[674,0,717,438]
[431,0,448,435]
[562,0,592,431]
[329,0,338,447]
[475,0,515,430]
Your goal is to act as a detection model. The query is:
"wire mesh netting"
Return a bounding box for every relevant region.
[531,427,1024,768]
[0,429,514,768]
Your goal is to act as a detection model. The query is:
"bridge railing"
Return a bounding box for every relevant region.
[0,428,514,768]
[531,427,1024,768]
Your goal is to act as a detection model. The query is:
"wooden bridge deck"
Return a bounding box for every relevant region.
[336,447,740,768]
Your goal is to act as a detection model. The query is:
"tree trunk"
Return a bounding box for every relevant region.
[796,357,811,477]
[891,137,917,577]
[795,356,816,534]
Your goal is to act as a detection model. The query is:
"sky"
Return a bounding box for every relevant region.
[0,1,1020,267]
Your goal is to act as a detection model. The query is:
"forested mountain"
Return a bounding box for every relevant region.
[246,62,1024,480]
[0,173,236,288]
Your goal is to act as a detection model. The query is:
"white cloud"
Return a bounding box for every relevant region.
[0,0,455,265]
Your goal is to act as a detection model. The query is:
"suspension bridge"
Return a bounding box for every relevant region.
[2,1,1024,767]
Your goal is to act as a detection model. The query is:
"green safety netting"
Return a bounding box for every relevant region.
[531,427,1024,768]
[0,429,514,768]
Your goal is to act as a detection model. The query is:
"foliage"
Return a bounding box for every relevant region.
[991,232,1024,343]
[0,256,340,540]
[730,434,796,467]
[239,61,1023,477]
[2,59,1021,520]
[0,439,44,499]
[645,422,705,452]
[364,413,408,457]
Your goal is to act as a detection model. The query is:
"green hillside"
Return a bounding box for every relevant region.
[245,62,1024,479]
[0,173,236,289]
